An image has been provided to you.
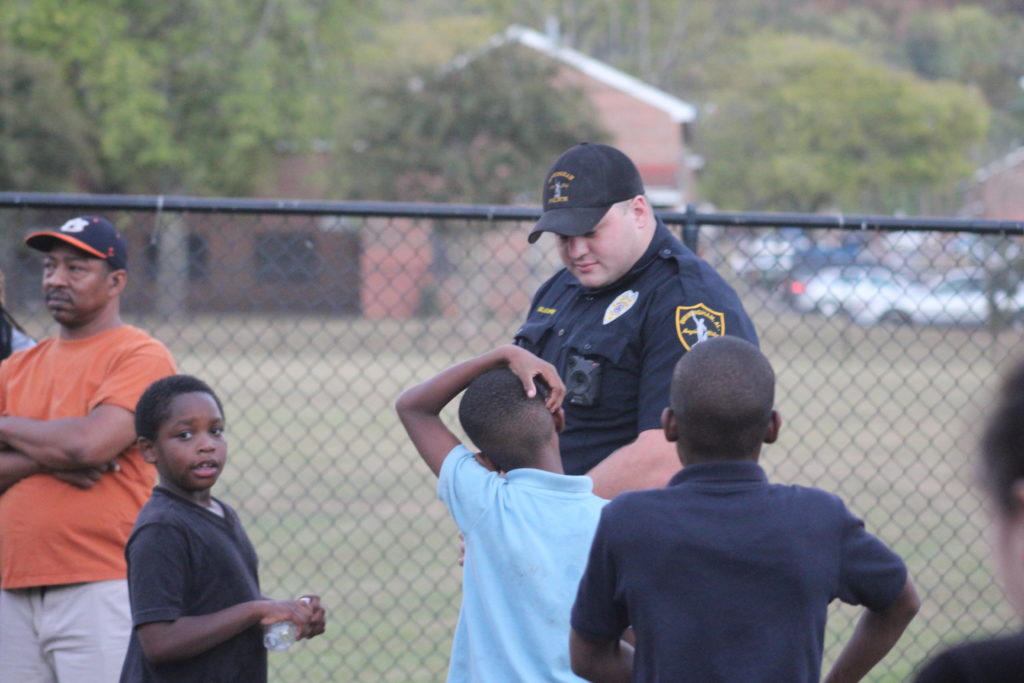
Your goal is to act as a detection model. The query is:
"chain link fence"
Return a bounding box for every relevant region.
[1,194,1023,681]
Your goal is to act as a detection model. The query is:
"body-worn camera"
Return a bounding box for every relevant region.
[566,354,602,407]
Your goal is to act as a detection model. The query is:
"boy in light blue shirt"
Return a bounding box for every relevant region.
[396,344,608,682]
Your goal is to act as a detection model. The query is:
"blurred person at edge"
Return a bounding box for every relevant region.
[0,267,36,359]
[516,142,758,498]
[0,216,176,683]
[915,359,1024,682]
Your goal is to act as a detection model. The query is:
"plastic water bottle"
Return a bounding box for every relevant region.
[263,620,299,651]
[263,597,311,652]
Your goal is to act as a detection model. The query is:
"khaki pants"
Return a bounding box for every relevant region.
[0,580,131,683]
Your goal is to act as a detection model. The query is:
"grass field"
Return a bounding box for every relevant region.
[17,287,1019,681]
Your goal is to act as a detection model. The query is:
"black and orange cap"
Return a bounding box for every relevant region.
[25,216,128,270]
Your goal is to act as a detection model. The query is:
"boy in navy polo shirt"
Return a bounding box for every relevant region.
[569,337,920,682]
[396,345,608,682]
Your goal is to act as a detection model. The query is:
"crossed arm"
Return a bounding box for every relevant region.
[0,404,136,493]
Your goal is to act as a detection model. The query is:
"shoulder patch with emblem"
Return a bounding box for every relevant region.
[603,290,639,324]
[675,304,725,349]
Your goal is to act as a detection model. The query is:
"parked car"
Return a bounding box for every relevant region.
[788,264,911,321]
[788,265,1019,326]
[903,272,1024,326]
[730,233,805,289]
[790,234,866,271]
[897,275,991,326]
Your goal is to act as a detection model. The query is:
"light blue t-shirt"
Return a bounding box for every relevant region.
[437,444,607,683]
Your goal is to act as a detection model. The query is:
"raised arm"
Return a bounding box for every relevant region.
[395,344,564,476]
[823,577,920,683]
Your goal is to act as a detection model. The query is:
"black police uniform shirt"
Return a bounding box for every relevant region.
[515,219,758,476]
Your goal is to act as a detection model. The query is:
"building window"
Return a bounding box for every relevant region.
[142,232,210,282]
[254,232,319,282]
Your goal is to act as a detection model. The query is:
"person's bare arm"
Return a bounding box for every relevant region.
[136,598,317,664]
[823,577,920,683]
[0,448,111,493]
[586,429,681,498]
[569,629,634,683]
[0,450,43,493]
[0,404,136,470]
[395,344,564,476]
[48,466,111,489]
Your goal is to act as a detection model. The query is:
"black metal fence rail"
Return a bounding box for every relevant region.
[5,189,1024,231]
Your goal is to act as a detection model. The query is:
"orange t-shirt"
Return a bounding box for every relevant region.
[0,325,176,588]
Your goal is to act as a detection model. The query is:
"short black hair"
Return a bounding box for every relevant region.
[981,360,1024,515]
[457,369,556,472]
[135,375,224,441]
[670,337,775,460]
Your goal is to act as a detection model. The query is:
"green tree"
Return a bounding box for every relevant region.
[349,13,502,81]
[0,43,98,190]
[903,6,1024,156]
[699,34,989,213]
[457,1,1023,181]
[905,7,1019,101]
[462,0,746,95]
[345,46,607,203]
[0,0,369,195]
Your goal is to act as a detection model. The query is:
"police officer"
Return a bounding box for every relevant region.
[516,142,758,498]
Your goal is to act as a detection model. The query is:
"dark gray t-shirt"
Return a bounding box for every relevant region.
[119,487,265,683]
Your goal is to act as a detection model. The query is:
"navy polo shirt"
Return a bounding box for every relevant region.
[516,220,757,475]
[571,461,908,682]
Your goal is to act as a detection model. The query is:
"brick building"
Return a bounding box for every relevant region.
[362,24,701,318]
[477,25,698,208]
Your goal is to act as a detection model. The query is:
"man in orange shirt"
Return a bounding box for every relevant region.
[0,216,177,682]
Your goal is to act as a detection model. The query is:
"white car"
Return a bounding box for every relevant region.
[789,265,910,320]
[730,233,806,287]
[888,274,1023,326]
[789,266,1020,326]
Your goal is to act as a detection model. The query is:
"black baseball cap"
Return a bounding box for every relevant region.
[528,142,645,244]
[25,216,128,271]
